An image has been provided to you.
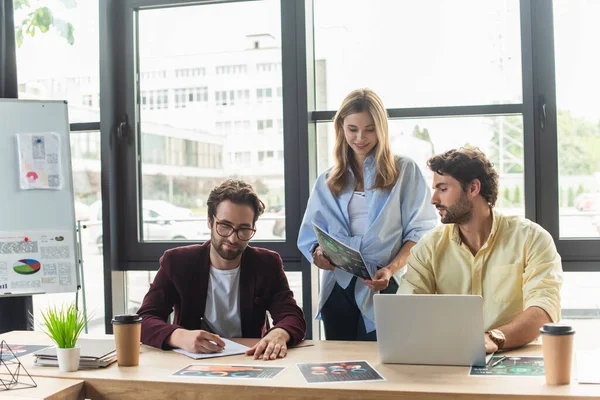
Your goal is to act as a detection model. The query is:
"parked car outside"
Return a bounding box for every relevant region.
[272,208,285,237]
[575,193,600,212]
[86,199,210,253]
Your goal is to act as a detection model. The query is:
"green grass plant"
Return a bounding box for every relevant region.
[39,303,87,349]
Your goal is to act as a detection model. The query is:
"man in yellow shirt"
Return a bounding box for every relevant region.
[399,147,563,354]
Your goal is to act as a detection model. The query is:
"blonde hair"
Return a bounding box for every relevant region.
[327,88,399,196]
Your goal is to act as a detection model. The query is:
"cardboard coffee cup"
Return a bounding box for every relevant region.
[112,314,142,367]
[540,323,575,385]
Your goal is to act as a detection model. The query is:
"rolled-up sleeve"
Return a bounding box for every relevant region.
[522,226,563,323]
[399,242,437,294]
[398,158,437,244]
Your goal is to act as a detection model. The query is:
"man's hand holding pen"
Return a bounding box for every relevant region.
[168,328,226,354]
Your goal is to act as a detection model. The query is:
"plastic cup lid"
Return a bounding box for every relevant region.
[539,323,575,335]
[112,314,142,324]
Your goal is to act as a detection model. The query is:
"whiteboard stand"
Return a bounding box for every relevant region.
[76,220,88,334]
[0,100,80,300]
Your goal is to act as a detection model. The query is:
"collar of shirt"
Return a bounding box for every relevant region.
[451,208,500,252]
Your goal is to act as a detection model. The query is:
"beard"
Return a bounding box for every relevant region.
[436,192,473,224]
[211,233,245,261]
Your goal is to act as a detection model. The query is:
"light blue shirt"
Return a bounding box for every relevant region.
[297,155,437,333]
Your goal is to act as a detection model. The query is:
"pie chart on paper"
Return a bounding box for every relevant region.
[13,259,41,275]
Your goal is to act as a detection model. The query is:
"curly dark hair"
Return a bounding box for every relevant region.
[206,179,265,225]
[427,147,499,207]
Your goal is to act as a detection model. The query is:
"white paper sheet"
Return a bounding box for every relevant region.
[16,132,63,190]
[577,350,600,384]
[0,230,77,295]
[174,339,250,360]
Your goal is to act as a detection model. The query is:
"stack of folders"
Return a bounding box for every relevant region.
[33,338,117,369]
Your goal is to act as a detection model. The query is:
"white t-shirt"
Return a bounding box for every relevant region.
[348,191,368,236]
[204,265,242,338]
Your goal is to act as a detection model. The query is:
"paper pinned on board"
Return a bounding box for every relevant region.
[0,230,77,295]
[16,132,63,190]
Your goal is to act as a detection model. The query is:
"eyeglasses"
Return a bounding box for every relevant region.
[213,216,256,241]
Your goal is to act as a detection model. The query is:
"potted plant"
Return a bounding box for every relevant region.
[39,303,87,372]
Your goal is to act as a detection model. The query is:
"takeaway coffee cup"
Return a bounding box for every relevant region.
[540,323,575,385]
[112,314,142,367]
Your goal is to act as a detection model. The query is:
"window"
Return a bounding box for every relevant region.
[185,140,198,167]
[257,62,280,72]
[313,0,522,109]
[175,67,205,78]
[554,0,600,239]
[134,0,286,248]
[195,87,208,102]
[14,0,100,123]
[257,119,273,133]
[216,64,247,75]
[257,87,273,103]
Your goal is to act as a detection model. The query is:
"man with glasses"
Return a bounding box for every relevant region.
[138,179,306,360]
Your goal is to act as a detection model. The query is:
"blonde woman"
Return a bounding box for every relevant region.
[298,89,436,341]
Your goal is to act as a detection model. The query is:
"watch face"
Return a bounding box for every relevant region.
[492,330,505,340]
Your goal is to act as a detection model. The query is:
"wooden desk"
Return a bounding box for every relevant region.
[0,377,84,400]
[1,324,599,400]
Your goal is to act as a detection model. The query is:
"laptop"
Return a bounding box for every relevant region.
[374,294,486,367]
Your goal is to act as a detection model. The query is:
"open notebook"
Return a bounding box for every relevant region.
[174,338,250,359]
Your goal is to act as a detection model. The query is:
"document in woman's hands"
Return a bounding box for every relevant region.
[312,222,372,280]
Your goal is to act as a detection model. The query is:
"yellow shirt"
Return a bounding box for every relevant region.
[399,210,563,331]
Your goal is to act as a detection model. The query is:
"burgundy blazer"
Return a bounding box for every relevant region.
[137,241,306,349]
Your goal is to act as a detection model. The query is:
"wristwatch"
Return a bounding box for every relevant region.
[486,329,506,350]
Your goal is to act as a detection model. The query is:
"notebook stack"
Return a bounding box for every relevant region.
[33,338,117,369]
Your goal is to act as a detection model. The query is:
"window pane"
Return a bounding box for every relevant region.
[561,271,600,319]
[137,0,285,242]
[32,131,105,334]
[14,0,99,123]
[316,116,525,219]
[554,0,600,238]
[313,0,522,109]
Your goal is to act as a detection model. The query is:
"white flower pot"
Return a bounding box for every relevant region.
[56,346,80,372]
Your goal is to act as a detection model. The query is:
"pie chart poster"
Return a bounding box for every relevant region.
[2,257,43,292]
[0,230,77,295]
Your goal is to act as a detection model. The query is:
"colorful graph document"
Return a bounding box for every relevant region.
[469,356,545,376]
[0,230,77,295]
[173,339,250,359]
[173,364,286,379]
[312,223,372,280]
[16,132,63,190]
[297,360,385,383]
[0,344,50,361]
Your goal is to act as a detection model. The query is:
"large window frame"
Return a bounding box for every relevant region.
[101,0,313,335]
[97,0,600,333]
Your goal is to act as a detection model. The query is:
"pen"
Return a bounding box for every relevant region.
[491,356,506,368]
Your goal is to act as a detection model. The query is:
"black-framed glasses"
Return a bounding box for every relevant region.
[213,216,256,241]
